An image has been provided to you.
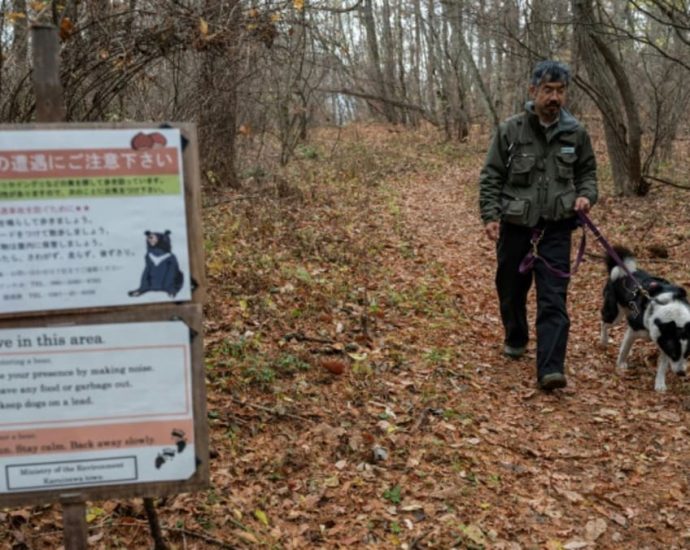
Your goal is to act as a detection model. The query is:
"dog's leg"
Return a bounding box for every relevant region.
[600,322,610,347]
[654,354,669,392]
[616,327,636,369]
[601,308,625,347]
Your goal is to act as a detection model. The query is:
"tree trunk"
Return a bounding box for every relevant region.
[198,0,239,188]
[10,0,28,71]
[411,0,423,124]
[395,0,410,125]
[441,0,470,140]
[361,0,397,122]
[381,0,399,121]
[572,0,647,196]
[441,0,498,127]
[425,0,438,120]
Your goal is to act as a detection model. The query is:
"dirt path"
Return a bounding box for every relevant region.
[395,156,690,549]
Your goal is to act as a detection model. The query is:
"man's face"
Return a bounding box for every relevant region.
[529,80,567,123]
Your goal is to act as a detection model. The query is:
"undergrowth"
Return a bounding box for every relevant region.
[203,126,472,395]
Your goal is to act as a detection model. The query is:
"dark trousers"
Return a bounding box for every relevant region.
[496,220,573,377]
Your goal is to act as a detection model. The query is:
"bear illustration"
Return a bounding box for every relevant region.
[128,230,184,298]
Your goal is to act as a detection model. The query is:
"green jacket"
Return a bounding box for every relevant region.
[479,103,598,227]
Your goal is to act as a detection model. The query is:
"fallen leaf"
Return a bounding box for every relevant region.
[86,506,105,523]
[585,518,607,541]
[324,475,340,487]
[254,509,269,526]
[321,358,347,374]
[461,524,487,546]
[199,17,209,36]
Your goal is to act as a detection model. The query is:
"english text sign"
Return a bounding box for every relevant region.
[0,320,195,493]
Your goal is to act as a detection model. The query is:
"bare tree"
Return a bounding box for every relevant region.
[0,0,688,191]
[360,0,397,122]
[572,0,646,196]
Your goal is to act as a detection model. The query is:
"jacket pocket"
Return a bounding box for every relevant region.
[555,153,576,181]
[554,189,576,220]
[501,197,531,225]
[509,154,536,187]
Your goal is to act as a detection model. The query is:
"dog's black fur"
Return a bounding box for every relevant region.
[600,246,690,392]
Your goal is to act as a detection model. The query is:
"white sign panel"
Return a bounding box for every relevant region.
[0,128,191,314]
[0,321,195,492]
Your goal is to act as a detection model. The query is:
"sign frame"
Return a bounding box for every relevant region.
[0,122,209,508]
[0,122,206,320]
[0,303,208,507]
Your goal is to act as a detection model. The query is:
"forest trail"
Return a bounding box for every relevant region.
[391,145,690,549]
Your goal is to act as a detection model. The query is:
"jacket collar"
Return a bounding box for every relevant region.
[524,100,579,134]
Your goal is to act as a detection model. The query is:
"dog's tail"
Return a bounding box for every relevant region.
[606,245,637,281]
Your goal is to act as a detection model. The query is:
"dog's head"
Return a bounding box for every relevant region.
[648,300,690,376]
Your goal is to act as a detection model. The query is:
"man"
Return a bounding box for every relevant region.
[479,60,598,391]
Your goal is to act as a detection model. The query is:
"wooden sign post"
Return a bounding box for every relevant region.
[32,24,66,123]
[33,23,86,550]
[0,25,208,549]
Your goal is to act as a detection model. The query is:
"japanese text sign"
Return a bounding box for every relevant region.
[0,128,192,314]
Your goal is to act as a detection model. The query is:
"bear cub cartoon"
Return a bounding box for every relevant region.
[129,230,184,298]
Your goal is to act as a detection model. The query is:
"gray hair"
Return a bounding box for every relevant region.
[531,60,571,87]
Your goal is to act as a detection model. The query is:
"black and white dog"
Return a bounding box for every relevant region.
[600,246,690,392]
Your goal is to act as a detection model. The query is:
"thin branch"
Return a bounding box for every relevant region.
[230,397,319,423]
[318,87,428,114]
[643,174,690,191]
[162,526,238,549]
[311,0,364,14]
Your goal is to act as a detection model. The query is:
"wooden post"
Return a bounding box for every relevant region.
[32,23,85,550]
[61,494,88,550]
[31,24,66,122]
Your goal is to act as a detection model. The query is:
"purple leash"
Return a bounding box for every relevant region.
[518,211,650,297]
[518,219,586,278]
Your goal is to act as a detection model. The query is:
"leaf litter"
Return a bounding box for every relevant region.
[3,125,689,549]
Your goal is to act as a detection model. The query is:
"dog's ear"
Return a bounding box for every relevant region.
[676,287,687,300]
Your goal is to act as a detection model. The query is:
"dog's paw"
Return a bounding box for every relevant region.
[616,361,629,370]
[654,381,667,392]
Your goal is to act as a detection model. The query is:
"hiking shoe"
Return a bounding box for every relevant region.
[539,372,567,391]
[503,344,526,359]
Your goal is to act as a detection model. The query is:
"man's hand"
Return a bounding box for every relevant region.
[574,197,591,213]
[484,221,500,241]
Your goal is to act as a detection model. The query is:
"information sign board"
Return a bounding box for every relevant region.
[0,320,196,494]
[0,128,192,314]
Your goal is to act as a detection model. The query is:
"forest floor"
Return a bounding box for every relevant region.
[4,124,690,549]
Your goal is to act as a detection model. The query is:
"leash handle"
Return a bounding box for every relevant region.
[518,225,586,278]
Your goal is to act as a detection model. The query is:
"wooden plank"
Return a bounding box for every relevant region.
[180,123,207,305]
[0,304,209,508]
[31,25,66,123]
[61,494,88,550]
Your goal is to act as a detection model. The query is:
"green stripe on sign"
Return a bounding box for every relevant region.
[0,175,181,200]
